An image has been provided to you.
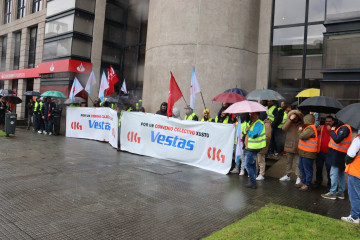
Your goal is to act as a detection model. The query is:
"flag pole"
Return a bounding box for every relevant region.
[182,96,188,106]
[200,91,206,109]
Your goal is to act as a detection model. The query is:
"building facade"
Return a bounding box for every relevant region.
[0,0,359,120]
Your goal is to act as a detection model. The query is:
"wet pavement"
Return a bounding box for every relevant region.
[0,128,351,239]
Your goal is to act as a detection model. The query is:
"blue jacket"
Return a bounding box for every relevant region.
[328,125,351,170]
[41,102,55,120]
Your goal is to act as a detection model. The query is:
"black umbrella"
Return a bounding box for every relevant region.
[107,96,129,104]
[224,88,247,96]
[24,91,40,97]
[3,94,22,104]
[64,97,86,104]
[0,89,15,95]
[336,103,360,129]
[298,96,344,114]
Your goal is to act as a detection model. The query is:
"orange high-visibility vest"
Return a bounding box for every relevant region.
[345,136,360,178]
[298,124,318,153]
[328,124,352,153]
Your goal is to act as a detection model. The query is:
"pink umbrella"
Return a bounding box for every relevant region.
[224,100,267,114]
[212,92,246,103]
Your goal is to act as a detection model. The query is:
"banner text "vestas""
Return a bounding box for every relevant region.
[89,120,111,131]
[151,131,194,151]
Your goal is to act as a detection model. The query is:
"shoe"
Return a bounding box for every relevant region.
[295,177,301,185]
[239,170,245,176]
[244,182,257,189]
[37,131,42,134]
[336,193,345,200]
[295,182,304,188]
[44,131,47,135]
[230,168,240,174]
[274,153,280,157]
[279,175,290,181]
[341,215,359,224]
[256,175,264,181]
[48,132,52,136]
[299,185,310,191]
[321,192,336,200]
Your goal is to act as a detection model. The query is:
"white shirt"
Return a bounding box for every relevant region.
[347,136,360,158]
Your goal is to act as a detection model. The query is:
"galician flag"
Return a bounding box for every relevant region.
[190,67,201,110]
[85,70,97,95]
[69,77,84,102]
[121,79,127,94]
[235,117,243,164]
[99,71,109,102]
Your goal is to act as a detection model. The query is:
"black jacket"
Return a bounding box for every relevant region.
[41,102,55,120]
[327,125,351,170]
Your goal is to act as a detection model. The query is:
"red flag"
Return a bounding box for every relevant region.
[167,72,183,117]
[106,65,119,96]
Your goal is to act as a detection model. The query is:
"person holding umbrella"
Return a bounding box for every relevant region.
[0,96,10,130]
[41,97,55,135]
[33,97,42,132]
[27,98,34,130]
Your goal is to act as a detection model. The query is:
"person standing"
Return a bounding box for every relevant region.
[27,99,34,130]
[341,131,360,224]
[155,102,167,116]
[38,97,45,133]
[313,116,334,189]
[321,121,352,200]
[201,109,213,122]
[280,110,304,185]
[53,99,63,136]
[41,97,55,135]
[244,112,266,189]
[256,119,272,181]
[184,105,198,121]
[213,108,231,123]
[0,97,9,130]
[297,114,318,191]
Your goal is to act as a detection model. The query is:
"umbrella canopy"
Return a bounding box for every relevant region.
[106,96,128,104]
[246,89,285,101]
[298,96,344,114]
[212,92,246,103]
[64,97,86,104]
[296,88,320,98]
[3,94,22,104]
[336,103,360,129]
[0,89,16,96]
[41,91,66,99]
[224,88,247,96]
[24,91,40,97]
[224,100,268,114]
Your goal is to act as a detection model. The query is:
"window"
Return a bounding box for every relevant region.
[274,0,306,26]
[326,0,360,21]
[76,0,95,13]
[32,0,42,13]
[4,0,12,24]
[72,39,91,58]
[324,33,360,69]
[17,0,26,19]
[308,0,326,22]
[46,0,76,17]
[28,27,37,68]
[1,36,7,71]
[43,38,72,59]
[73,14,94,36]
[13,32,21,70]
[105,2,125,23]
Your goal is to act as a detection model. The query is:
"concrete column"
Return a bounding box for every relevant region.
[0,0,4,26]
[143,0,261,116]
[33,77,40,92]
[255,0,273,89]
[90,0,106,103]
[16,78,26,119]
[11,0,18,22]
[5,32,15,70]
[19,27,29,69]
[4,79,10,89]
[35,21,45,66]
[26,0,32,15]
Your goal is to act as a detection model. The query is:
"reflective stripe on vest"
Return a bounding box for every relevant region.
[278,111,287,129]
[247,119,266,150]
[215,116,229,123]
[201,118,213,122]
[118,108,133,127]
[185,113,197,120]
[266,105,276,122]
[328,124,352,153]
[298,124,318,153]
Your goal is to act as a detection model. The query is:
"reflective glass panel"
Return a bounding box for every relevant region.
[324,33,360,69]
[76,0,95,13]
[74,14,94,36]
[326,0,360,21]
[274,0,306,26]
[45,15,74,38]
[43,38,72,59]
[271,27,304,88]
[72,39,91,58]
[46,0,75,16]
[308,0,325,22]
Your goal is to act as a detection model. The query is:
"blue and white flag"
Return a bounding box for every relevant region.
[121,79,127,94]
[190,67,201,110]
[69,77,84,102]
[235,117,243,164]
[98,71,109,102]
[85,70,97,95]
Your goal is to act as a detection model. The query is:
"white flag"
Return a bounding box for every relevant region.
[190,67,201,110]
[235,118,243,164]
[99,71,109,102]
[121,79,127,94]
[69,77,84,102]
[85,70,97,94]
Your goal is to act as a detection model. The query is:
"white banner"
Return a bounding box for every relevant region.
[66,107,118,148]
[120,112,235,174]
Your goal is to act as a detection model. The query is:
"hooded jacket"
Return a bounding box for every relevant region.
[298,114,317,160]
[156,102,167,116]
[282,110,304,154]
